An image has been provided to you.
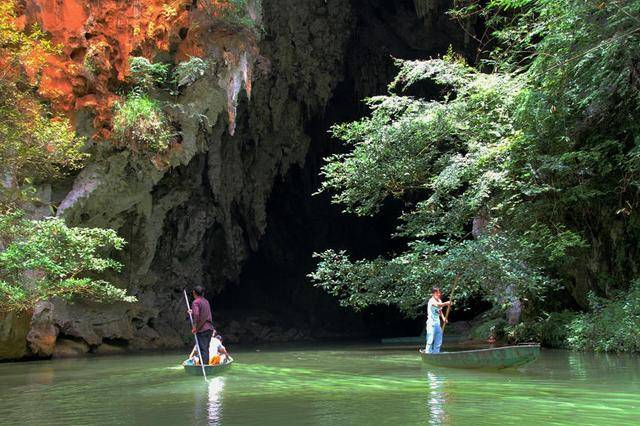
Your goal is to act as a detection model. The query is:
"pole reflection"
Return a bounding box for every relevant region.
[426,371,450,426]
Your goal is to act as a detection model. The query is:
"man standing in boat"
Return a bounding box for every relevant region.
[426,287,452,353]
[188,285,215,364]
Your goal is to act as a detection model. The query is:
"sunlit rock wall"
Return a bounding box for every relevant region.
[2,0,470,359]
[3,0,354,358]
[19,0,259,139]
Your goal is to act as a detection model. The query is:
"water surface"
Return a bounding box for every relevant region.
[0,344,638,425]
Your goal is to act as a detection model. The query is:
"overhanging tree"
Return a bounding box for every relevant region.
[310,0,640,325]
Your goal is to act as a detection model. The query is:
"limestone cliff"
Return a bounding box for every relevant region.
[2,0,356,358]
[2,0,469,359]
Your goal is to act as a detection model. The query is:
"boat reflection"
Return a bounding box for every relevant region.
[426,371,450,426]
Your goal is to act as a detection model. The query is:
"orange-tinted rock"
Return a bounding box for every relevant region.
[26,301,59,357]
[18,0,257,139]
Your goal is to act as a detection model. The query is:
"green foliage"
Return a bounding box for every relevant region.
[469,316,507,341]
[129,56,170,92]
[311,0,640,352]
[313,56,556,314]
[0,211,136,312]
[566,284,640,353]
[0,2,134,315]
[508,287,640,352]
[119,56,209,157]
[173,57,209,89]
[0,107,86,181]
[312,231,555,317]
[112,93,174,155]
[199,0,261,31]
[506,311,577,348]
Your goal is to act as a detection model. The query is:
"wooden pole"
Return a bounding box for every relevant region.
[442,274,460,333]
[184,289,208,381]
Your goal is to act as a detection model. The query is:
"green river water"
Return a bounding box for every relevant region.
[0,343,638,425]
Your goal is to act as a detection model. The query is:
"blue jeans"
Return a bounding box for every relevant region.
[426,323,443,353]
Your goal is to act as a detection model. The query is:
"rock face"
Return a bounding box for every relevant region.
[0,311,31,360]
[2,0,472,359]
[26,302,58,357]
[2,0,355,357]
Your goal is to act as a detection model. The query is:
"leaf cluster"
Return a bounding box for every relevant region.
[0,211,136,312]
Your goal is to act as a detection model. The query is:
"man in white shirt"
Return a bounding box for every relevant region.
[426,287,451,353]
[208,334,231,364]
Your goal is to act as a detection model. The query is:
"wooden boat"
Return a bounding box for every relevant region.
[419,344,540,369]
[182,359,234,376]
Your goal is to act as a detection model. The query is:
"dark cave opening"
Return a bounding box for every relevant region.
[212,0,477,342]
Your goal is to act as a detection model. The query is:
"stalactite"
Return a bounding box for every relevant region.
[221,50,255,136]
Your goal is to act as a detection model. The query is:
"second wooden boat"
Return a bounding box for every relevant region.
[419,344,540,369]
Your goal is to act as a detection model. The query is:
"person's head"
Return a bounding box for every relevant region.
[431,287,441,299]
[216,334,223,342]
[192,285,205,298]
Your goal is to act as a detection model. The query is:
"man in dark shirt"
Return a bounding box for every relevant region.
[189,285,215,364]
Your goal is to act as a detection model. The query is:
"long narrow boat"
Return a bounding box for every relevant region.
[420,344,540,369]
[182,359,234,376]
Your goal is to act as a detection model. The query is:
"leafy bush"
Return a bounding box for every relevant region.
[0,211,136,312]
[173,57,209,89]
[506,311,577,348]
[566,284,640,353]
[469,316,507,341]
[128,56,170,92]
[111,93,174,155]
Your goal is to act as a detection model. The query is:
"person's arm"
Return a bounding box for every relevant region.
[220,346,229,357]
[433,300,452,308]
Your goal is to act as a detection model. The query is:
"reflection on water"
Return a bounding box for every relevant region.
[426,372,449,426]
[0,345,638,425]
[192,376,226,425]
[207,377,225,425]
[25,366,55,386]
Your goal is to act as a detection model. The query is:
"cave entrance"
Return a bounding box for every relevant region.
[210,0,477,343]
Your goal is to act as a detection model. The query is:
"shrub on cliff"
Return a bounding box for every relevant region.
[129,56,170,92]
[0,211,136,312]
[112,93,175,156]
[173,57,209,90]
